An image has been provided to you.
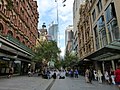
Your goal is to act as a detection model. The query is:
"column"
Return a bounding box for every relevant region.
[111,60,115,71]
[102,61,105,72]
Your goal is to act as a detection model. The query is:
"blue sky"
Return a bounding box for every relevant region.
[37,0,74,56]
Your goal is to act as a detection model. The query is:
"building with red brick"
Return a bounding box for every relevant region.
[0,0,39,75]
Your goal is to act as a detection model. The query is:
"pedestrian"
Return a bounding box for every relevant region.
[60,70,66,79]
[104,70,111,84]
[70,69,74,77]
[88,69,93,83]
[74,69,79,78]
[97,69,103,83]
[85,69,89,83]
[115,63,120,90]
[93,69,98,81]
[52,70,57,79]
[110,68,115,85]
[8,67,14,78]
[47,70,51,79]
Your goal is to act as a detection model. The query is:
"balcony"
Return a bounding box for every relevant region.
[6,35,33,55]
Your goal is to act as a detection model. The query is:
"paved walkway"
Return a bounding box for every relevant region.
[0,76,53,90]
[51,76,118,90]
[0,75,119,90]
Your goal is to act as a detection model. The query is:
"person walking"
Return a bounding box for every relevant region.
[97,69,103,83]
[88,69,93,83]
[8,67,14,78]
[104,70,111,84]
[74,69,79,78]
[85,69,89,83]
[110,68,115,85]
[70,69,74,77]
[47,70,51,79]
[93,69,98,81]
[115,63,120,90]
[52,70,57,79]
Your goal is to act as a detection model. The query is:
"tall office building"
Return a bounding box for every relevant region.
[48,23,58,43]
[65,25,73,47]
[65,25,73,53]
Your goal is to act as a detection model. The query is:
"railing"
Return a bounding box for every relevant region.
[6,35,33,55]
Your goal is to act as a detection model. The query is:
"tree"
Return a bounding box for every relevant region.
[33,41,61,64]
[62,51,79,68]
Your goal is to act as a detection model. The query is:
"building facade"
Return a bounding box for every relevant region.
[78,2,94,61]
[65,25,74,53]
[73,0,86,58]
[0,0,39,75]
[78,0,120,72]
[48,23,58,42]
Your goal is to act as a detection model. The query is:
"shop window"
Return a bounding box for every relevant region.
[0,60,9,75]
[14,61,21,74]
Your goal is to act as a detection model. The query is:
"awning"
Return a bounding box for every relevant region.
[83,40,120,61]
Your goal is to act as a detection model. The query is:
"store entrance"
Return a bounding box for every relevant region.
[0,60,9,76]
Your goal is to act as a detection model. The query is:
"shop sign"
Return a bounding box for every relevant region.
[2,57,10,61]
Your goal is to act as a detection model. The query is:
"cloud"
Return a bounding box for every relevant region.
[37,0,74,56]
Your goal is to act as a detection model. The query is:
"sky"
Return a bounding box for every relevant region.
[37,0,74,57]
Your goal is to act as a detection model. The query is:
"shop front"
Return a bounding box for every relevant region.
[84,44,120,73]
[0,55,30,76]
[0,56,14,76]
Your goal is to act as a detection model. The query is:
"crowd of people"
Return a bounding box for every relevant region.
[7,63,120,90]
[41,69,66,79]
[84,63,120,90]
[40,68,79,79]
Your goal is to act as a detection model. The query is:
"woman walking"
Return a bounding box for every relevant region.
[85,69,89,83]
[97,70,103,83]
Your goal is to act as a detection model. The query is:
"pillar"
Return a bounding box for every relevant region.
[111,60,115,71]
[102,61,105,73]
